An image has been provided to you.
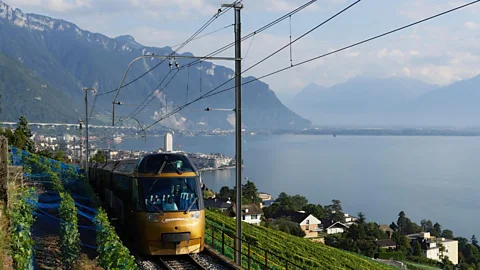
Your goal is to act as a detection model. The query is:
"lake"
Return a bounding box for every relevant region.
[111,134,480,239]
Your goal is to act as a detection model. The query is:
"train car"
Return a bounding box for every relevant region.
[99,160,120,204]
[94,153,205,256]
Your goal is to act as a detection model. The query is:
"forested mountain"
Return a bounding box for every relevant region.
[0,0,310,130]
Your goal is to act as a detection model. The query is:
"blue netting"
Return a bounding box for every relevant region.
[9,146,82,174]
[9,146,103,262]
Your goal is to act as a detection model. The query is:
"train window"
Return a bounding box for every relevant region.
[141,177,199,213]
[132,178,140,211]
[138,155,194,173]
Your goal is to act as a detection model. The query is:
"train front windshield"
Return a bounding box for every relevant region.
[142,177,200,212]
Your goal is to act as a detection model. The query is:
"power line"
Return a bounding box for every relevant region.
[171,0,362,110]
[177,0,319,71]
[242,34,255,67]
[139,0,356,131]
[124,70,172,119]
[95,1,241,97]
[140,0,480,132]
[170,24,234,48]
[125,70,181,121]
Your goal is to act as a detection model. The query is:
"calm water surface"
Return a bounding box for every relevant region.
[111,135,480,238]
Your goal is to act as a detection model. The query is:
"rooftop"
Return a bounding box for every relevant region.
[375,239,397,247]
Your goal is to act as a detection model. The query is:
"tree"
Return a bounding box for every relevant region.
[392,231,411,253]
[277,192,293,209]
[53,150,67,162]
[328,199,344,222]
[441,230,454,239]
[90,150,107,163]
[262,202,281,219]
[218,186,234,200]
[301,204,326,220]
[431,222,442,237]
[290,195,308,211]
[413,241,422,256]
[203,189,214,199]
[389,222,398,231]
[463,244,480,265]
[421,219,433,232]
[357,212,366,225]
[16,115,34,152]
[242,180,261,204]
[267,217,305,237]
[397,211,407,235]
[472,235,479,249]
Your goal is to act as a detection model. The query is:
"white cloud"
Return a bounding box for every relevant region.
[409,50,419,56]
[465,21,480,29]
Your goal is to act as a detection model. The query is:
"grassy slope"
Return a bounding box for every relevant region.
[206,210,395,270]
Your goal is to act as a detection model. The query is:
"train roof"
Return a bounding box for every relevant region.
[102,160,121,171]
[137,153,196,174]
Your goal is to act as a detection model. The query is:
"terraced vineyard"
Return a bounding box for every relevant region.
[206,210,395,270]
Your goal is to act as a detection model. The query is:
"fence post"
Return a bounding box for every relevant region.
[0,136,8,203]
[286,260,288,270]
[248,242,251,270]
[265,249,268,270]
[222,230,225,255]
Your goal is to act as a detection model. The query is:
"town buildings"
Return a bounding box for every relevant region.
[271,211,323,238]
[230,204,263,226]
[407,232,458,265]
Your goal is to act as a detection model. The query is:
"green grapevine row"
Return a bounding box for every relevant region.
[206,211,395,270]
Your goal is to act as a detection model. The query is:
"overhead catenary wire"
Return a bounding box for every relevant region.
[139,0,480,132]
[204,0,480,99]
[158,0,362,113]
[139,0,360,131]
[125,70,181,121]
[95,1,241,97]
[124,70,172,119]
[242,34,255,67]
[107,1,242,126]
[170,24,234,48]
[177,0,319,71]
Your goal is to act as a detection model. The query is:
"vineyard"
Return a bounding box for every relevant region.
[7,147,136,269]
[205,210,396,270]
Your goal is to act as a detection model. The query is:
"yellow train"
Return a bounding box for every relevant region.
[90,153,205,255]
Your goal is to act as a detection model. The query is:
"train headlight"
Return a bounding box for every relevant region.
[147,213,159,222]
[190,212,200,220]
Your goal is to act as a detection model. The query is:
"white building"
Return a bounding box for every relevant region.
[325,222,349,235]
[407,232,458,265]
[231,204,263,226]
[164,132,173,152]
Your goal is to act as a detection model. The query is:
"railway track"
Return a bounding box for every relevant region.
[158,255,207,270]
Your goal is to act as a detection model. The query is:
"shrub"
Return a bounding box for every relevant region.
[378,251,406,260]
[59,192,81,268]
[94,209,136,270]
[7,185,36,269]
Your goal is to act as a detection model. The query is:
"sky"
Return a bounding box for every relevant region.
[5,0,480,102]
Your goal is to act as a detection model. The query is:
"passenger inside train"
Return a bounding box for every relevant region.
[143,177,199,212]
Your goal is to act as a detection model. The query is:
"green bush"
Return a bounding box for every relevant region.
[407,255,442,267]
[59,192,81,268]
[378,251,406,260]
[8,186,36,269]
[94,209,136,270]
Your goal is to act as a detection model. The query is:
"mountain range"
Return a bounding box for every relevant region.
[289,75,480,126]
[0,0,310,131]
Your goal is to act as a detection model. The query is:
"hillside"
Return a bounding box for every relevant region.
[289,77,437,126]
[0,52,78,122]
[206,210,393,270]
[0,0,310,130]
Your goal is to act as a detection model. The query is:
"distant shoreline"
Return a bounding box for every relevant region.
[199,166,236,172]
